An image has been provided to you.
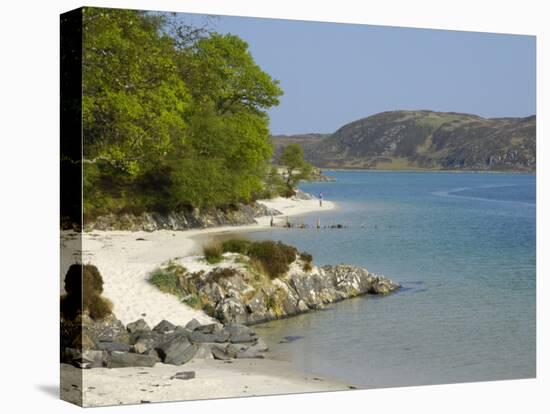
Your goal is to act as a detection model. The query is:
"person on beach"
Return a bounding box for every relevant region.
[319,192,323,207]
[270,215,274,227]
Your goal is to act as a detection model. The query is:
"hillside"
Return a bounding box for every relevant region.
[272,110,536,171]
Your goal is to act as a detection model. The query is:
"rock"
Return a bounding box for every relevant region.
[153,319,176,334]
[106,351,157,368]
[82,314,130,344]
[157,335,197,365]
[223,324,257,344]
[184,318,202,331]
[297,299,309,312]
[81,350,106,368]
[171,371,196,380]
[126,319,151,334]
[174,326,192,338]
[192,344,214,360]
[247,337,269,353]
[215,297,248,325]
[209,344,231,360]
[235,349,265,359]
[96,341,131,352]
[189,323,229,343]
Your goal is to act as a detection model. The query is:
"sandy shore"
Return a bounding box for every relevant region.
[60,196,341,406]
[61,196,335,328]
[62,359,351,407]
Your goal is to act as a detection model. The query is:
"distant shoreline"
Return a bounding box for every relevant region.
[321,168,535,175]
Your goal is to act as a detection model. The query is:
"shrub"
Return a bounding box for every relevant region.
[302,262,313,272]
[61,264,113,321]
[149,268,181,296]
[203,242,223,264]
[299,252,313,264]
[221,238,251,255]
[247,240,297,279]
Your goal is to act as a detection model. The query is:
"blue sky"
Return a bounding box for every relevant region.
[178,13,536,135]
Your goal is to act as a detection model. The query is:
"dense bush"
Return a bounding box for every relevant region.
[61,264,113,320]
[247,241,298,279]
[203,242,223,264]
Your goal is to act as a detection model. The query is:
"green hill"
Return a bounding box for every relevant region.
[272,110,536,171]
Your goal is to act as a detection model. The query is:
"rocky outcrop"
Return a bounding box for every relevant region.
[83,202,281,232]
[166,257,400,326]
[61,316,268,369]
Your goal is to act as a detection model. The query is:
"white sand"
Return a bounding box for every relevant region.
[60,196,339,405]
[61,359,350,407]
[60,196,335,328]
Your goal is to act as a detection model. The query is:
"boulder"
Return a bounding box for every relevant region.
[215,297,248,325]
[153,319,176,334]
[192,344,214,360]
[184,318,202,331]
[247,337,269,353]
[96,341,131,353]
[126,319,151,334]
[106,351,157,368]
[82,314,130,344]
[157,335,197,365]
[223,324,257,344]
[209,343,231,360]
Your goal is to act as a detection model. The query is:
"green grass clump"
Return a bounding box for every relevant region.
[61,264,113,320]
[203,242,223,264]
[247,240,298,279]
[149,268,181,296]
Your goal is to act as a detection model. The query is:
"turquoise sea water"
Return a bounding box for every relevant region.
[250,171,536,388]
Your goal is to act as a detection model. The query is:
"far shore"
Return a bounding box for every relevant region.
[321,167,535,174]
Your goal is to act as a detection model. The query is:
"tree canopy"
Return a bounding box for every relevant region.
[278,144,313,194]
[80,8,284,217]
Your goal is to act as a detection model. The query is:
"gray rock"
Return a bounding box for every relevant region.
[184,318,202,331]
[235,349,265,359]
[189,329,229,343]
[215,297,248,325]
[96,341,131,352]
[106,351,157,368]
[171,371,196,380]
[126,319,151,334]
[247,337,269,353]
[223,324,257,343]
[174,326,192,338]
[210,343,231,360]
[153,319,176,334]
[157,335,197,365]
[192,344,214,360]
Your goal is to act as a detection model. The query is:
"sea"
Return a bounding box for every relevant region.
[249,171,536,388]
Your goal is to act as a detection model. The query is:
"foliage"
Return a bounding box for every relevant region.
[203,242,223,264]
[149,268,181,296]
[81,8,283,219]
[278,144,314,194]
[61,264,113,320]
[247,240,298,279]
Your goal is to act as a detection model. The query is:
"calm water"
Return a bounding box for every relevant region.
[249,171,536,388]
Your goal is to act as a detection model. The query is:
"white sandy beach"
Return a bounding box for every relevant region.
[61,196,334,328]
[61,359,351,407]
[61,196,339,406]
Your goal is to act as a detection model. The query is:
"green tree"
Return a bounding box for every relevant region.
[278,144,313,195]
[82,8,189,175]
